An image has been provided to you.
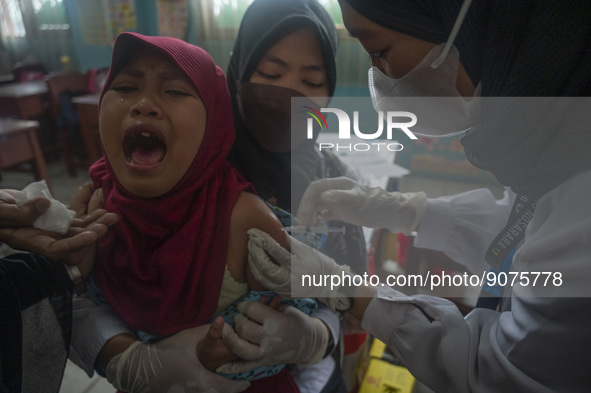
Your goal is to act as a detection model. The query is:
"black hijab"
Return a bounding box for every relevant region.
[347,0,591,198]
[226,0,338,209]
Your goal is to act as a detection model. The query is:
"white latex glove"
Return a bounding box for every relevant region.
[247,228,352,312]
[297,177,427,235]
[105,325,250,393]
[218,301,329,374]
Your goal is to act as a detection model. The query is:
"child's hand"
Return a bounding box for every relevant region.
[63,185,118,277]
[197,316,239,371]
[218,302,330,374]
[105,324,250,393]
[259,294,283,310]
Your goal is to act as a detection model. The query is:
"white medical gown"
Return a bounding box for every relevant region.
[362,170,591,392]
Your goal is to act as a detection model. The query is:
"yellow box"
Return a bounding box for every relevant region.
[359,358,415,393]
[369,337,387,359]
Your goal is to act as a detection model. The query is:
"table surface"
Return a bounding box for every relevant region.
[0,80,48,98]
[0,118,40,135]
[71,93,100,105]
[0,74,15,84]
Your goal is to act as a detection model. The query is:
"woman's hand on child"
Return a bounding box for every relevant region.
[219,301,330,374]
[197,316,239,371]
[63,183,118,277]
[68,182,105,218]
[106,324,250,393]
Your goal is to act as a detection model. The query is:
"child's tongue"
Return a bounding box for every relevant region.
[130,145,165,165]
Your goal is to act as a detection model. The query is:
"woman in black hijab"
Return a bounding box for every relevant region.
[226,0,367,276]
[224,1,370,392]
[227,0,337,209]
[242,1,591,392]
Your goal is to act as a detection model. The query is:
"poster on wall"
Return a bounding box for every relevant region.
[76,0,111,45]
[158,0,189,40]
[77,0,136,45]
[108,0,137,39]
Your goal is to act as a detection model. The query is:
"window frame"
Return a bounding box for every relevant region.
[1,0,71,39]
[0,0,26,38]
[198,0,354,42]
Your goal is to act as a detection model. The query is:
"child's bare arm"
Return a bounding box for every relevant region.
[196,192,287,371]
[215,196,332,372]
[226,192,289,290]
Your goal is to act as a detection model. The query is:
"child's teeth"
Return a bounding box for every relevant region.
[141,132,150,137]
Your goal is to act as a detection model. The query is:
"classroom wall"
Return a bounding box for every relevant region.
[16,0,368,90]
[24,34,74,72]
[63,0,369,91]
[11,0,150,73]
[65,0,158,73]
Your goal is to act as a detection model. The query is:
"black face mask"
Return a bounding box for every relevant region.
[236,81,323,153]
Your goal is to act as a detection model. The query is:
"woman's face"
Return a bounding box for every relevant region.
[338,0,475,97]
[100,52,206,198]
[249,27,330,105]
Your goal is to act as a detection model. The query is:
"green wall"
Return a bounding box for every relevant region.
[27,0,369,92]
[66,0,158,73]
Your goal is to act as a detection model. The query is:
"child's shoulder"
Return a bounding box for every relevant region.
[230,192,287,247]
[230,191,269,222]
[226,191,288,289]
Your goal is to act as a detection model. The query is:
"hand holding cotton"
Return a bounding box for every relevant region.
[15,180,75,235]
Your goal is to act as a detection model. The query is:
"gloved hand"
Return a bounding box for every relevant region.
[247,228,352,312]
[218,301,329,374]
[297,177,427,235]
[105,324,250,393]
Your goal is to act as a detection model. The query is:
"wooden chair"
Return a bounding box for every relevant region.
[0,119,50,189]
[12,63,48,82]
[46,72,90,177]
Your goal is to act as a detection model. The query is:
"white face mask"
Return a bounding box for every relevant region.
[368,0,480,137]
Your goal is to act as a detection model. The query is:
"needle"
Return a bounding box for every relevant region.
[281,226,345,234]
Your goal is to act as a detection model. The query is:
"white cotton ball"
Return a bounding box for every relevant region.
[15,180,76,235]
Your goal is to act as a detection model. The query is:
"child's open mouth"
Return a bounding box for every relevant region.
[123,130,167,167]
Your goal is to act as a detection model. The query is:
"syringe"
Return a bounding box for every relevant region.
[281,226,345,234]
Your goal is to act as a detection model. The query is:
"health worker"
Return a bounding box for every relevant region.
[239,0,591,392]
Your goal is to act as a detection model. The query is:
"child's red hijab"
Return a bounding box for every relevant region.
[90,33,252,337]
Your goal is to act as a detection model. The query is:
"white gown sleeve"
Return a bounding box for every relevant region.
[68,296,134,376]
[361,171,591,392]
[362,287,590,392]
[415,188,515,273]
[312,302,340,350]
[292,303,339,393]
